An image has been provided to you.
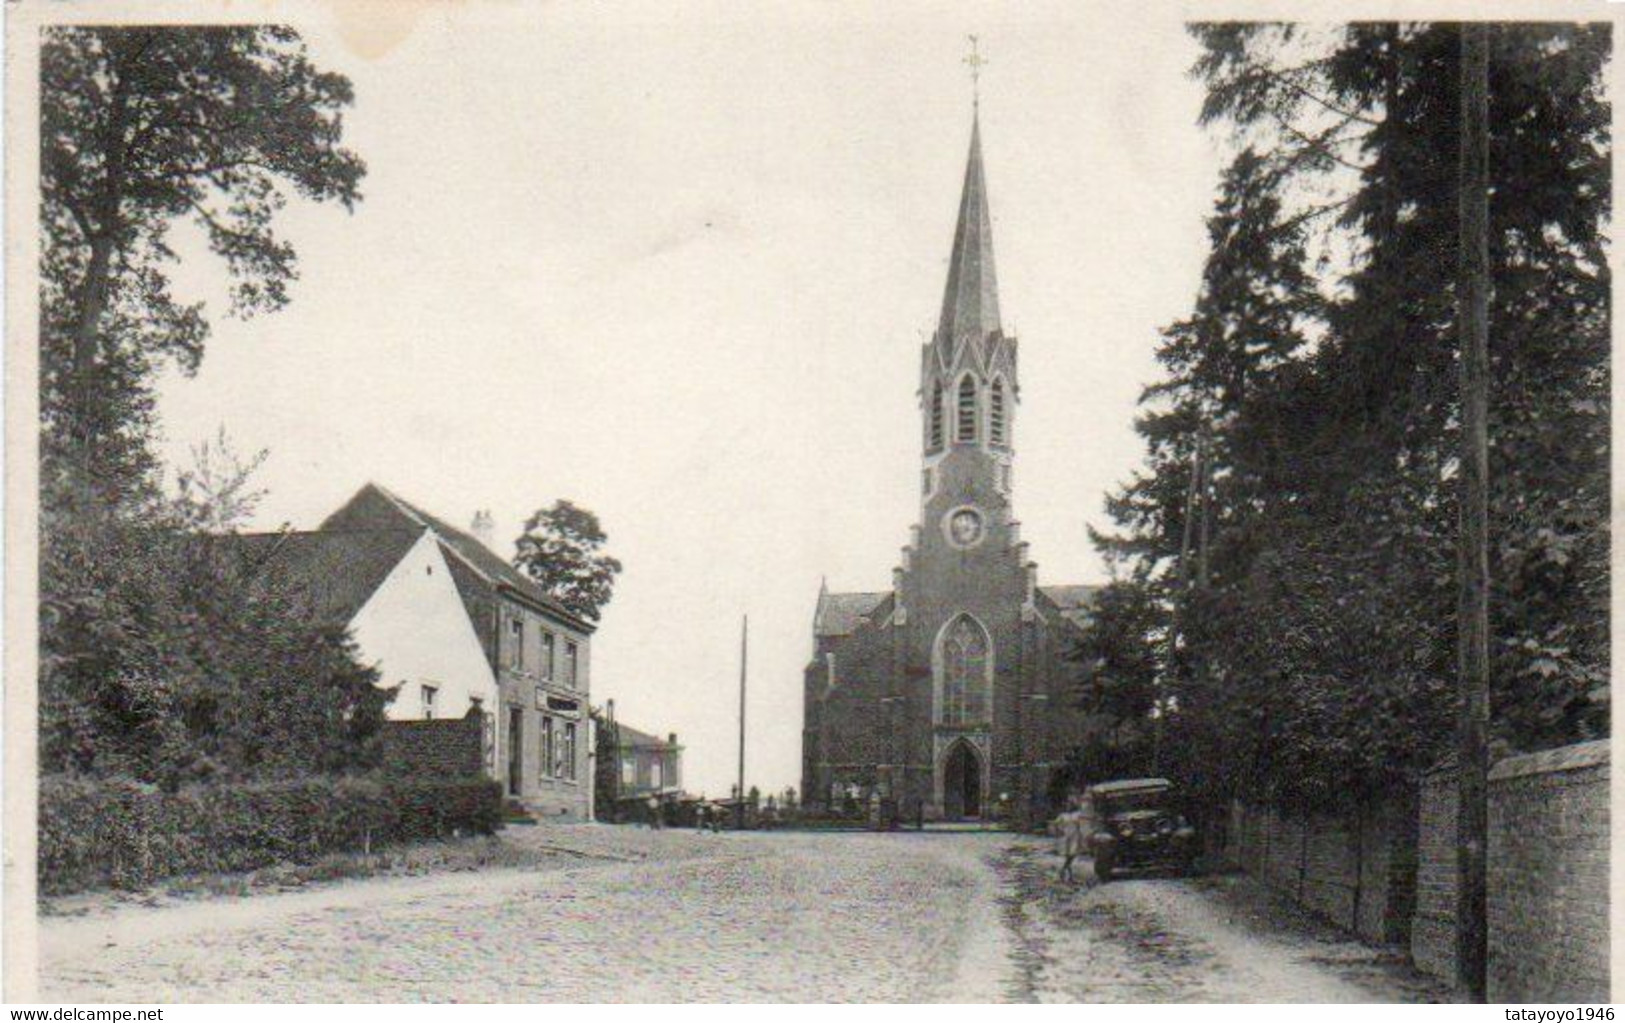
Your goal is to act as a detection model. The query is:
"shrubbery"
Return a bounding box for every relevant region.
[39,773,503,895]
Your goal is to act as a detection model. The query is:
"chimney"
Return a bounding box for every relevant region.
[668,732,677,747]
[470,509,495,549]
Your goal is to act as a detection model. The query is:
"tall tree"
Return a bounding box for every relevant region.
[41,25,364,510]
[38,27,375,780]
[513,501,624,624]
[1092,22,1608,810]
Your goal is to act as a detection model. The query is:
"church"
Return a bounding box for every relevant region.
[801,109,1097,824]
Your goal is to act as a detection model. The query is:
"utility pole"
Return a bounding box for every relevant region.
[1155,428,1205,775]
[1455,20,1491,1003]
[737,614,749,831]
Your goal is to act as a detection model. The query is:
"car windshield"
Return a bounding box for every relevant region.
[1098,791,1170,814]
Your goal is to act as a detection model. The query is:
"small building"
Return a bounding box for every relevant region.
[236,482,597,820]
[613,725,683,799]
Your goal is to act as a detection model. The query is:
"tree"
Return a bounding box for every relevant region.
[513,501,623,623]
[41,25,364,511]
[37,27,377,781]
[1093,23,1608,812]
[40,457,391,784]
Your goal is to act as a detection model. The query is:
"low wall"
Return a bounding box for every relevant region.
[381,709,485,777]
[1411,740,1608,1001]
[1229,796,1415,944]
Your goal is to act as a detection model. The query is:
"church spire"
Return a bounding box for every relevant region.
[937,111,1001,348]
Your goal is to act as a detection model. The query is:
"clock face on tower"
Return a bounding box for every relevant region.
[945,506,986,549]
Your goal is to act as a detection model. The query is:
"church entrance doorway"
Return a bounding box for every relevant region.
[943,740,982,820]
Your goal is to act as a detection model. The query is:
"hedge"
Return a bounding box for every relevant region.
[39,773,504,895]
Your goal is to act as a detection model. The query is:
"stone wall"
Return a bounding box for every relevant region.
[1229,797,1415,944]
[382,708,486,777]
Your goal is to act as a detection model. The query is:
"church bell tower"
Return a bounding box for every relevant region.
[918,111,1018,541]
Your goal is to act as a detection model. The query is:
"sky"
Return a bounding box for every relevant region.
[151,2,1222,797]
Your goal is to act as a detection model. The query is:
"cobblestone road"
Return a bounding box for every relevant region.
[36,829,1444,1002]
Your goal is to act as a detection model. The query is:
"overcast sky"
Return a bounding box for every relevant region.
[152,2,1221,796]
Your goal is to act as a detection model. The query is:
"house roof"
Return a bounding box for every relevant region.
[614,724,679,751]
[814,589,891,637]
[228,528,423,626]
[325,483,592,633]
[1039,584,1099,628]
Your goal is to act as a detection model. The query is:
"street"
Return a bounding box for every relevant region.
[37,829,1445,1002]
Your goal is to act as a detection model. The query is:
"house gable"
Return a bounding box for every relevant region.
[348,531,499,721]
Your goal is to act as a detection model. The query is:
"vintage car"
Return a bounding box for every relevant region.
[1085,777,1198,881]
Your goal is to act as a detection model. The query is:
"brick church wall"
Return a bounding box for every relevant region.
[815,618,892,799]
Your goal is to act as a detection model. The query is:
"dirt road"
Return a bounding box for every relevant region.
[35,828,1446,1002]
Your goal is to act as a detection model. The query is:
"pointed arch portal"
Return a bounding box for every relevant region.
[941,739,983,820]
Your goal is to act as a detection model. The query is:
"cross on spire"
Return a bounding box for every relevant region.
[964,35,987,110]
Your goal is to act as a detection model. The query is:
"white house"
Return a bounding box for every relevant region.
[236,483,597,820]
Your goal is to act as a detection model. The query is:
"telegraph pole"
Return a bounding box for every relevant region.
[1155,428,1205,775]
[737,614,749,830]
[1455,21,1491,1003]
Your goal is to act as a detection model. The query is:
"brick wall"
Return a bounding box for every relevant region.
[1411,761,1458,983]
[382,708,486,777]
[1487,741,1609,1002]
[1412,740,1608,1001]
[1229,797,1415,945]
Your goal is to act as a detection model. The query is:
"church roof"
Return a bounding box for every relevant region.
[1039,584,1099,629]
[937,113,1001,347]
[814,590,890,637]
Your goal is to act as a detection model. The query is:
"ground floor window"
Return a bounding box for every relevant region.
[562,721,578,781]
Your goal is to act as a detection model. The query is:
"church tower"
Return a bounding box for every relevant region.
[803,99,1096,826]
[894,108,1037,820]
[919,111,1017,541]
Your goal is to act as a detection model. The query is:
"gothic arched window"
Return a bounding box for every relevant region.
[990,378,1008,447]
[936,615,992,726]
[957,376,979,444]
[929,381,945,451]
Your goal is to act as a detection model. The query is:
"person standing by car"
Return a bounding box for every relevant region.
[1055,794,1089,885]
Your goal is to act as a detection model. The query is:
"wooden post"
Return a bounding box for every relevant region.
[1155,429,1204,774]
[1455,20,1491,1003]
[737,614,749,831]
